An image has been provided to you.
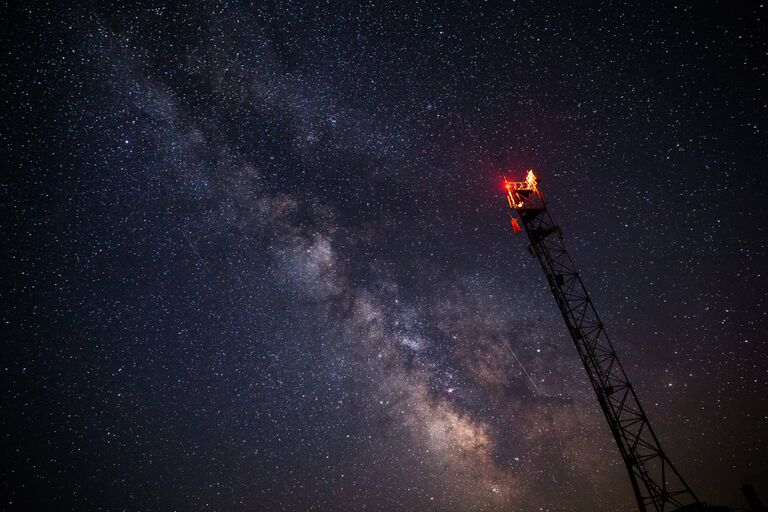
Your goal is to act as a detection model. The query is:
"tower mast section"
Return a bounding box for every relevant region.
[503,171,700,512]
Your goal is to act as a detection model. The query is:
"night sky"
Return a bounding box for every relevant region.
[4,2,768,511]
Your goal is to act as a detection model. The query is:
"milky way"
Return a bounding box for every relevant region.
[4,3,768,511]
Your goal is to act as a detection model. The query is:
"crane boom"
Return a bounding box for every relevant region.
[503,171,700,512]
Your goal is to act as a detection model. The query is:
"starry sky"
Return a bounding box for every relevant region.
[4,2,768,511]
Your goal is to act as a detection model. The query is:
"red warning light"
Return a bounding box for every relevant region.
[503,169,540,210]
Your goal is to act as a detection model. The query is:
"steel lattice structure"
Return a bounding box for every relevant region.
[504,171,701,512]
